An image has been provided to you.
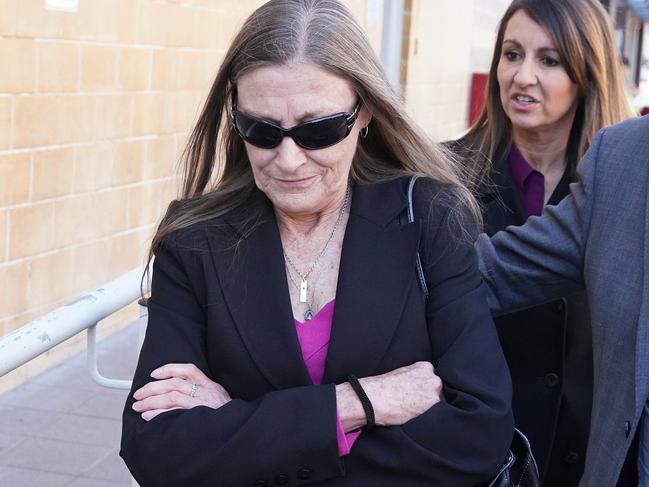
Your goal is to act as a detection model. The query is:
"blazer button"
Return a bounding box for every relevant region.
[544,373,560,387]
[625,421,631,438]
[253,481,268,487]
[275,474,289,485]
[296,468,312,480]
[563,451,579,464]
[551,300,565,313]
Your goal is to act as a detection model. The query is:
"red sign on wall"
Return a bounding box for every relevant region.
[469,73,489,126]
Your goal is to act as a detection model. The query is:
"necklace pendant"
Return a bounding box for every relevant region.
[299,279,308,303]
[304,308,314,321]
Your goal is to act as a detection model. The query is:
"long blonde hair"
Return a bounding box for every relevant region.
[149,0,478,262]
[460,0,632,179]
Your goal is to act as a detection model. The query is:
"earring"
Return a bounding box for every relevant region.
[360,126,369,138]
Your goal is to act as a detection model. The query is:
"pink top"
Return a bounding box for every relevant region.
[294,299,361,456]
[509,143,545,217]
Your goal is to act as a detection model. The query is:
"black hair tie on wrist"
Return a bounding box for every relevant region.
[348,374,375,429]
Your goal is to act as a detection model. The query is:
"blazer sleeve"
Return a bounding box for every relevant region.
[120,236,345,487]
[474,129,601,316]
[376,180,514,485]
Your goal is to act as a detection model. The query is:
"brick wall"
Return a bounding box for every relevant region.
[0,0,381,392]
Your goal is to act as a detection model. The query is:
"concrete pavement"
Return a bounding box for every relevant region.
[0,322,141,487]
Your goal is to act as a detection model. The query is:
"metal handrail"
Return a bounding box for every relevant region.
[0,267,148,487]
[0,267,148,379]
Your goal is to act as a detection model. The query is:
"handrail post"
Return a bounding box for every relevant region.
[86,323,132,390]
[137,298,148,354]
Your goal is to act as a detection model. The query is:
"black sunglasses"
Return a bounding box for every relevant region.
[231,100,362,150]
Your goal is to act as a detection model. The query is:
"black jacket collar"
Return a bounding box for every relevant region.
[479,150,574,233]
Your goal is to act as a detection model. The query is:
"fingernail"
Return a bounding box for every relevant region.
[150,369,160,378]
[132,402,140,411]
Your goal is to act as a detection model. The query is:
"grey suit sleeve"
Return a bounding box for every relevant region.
[475,128,604,315]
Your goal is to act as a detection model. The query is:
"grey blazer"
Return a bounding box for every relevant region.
[476,115,649,487]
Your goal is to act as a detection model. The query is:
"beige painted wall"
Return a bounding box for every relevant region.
[0,0,383,392]
[0,0,258,392]
[403,0,510,140]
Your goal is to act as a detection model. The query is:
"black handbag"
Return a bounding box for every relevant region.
[406,176,541,487]
[479,428,541,487]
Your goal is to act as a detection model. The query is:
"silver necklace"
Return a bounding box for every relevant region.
[283,185,351,320]
[285,265,316,321]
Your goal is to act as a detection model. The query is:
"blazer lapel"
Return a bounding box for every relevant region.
[322,182,420,384]
[206,191,312,390]
[481,156,528,234]
[547,167,572,205]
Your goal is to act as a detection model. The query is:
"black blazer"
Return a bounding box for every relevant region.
[479,155,593,486]
[120,177,514,487]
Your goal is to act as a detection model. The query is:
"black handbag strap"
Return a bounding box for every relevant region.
[407,175,429,298]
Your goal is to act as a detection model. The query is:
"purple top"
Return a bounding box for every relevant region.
[508,144,545,217]
[294,299,361,456]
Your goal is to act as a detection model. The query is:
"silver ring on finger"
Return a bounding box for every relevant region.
[190,383,198,398]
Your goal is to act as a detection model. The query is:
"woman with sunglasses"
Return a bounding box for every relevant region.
[450,0,632,485]
[120,1,513,485]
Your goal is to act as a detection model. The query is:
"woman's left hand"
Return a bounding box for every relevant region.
[132,363,232,421]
